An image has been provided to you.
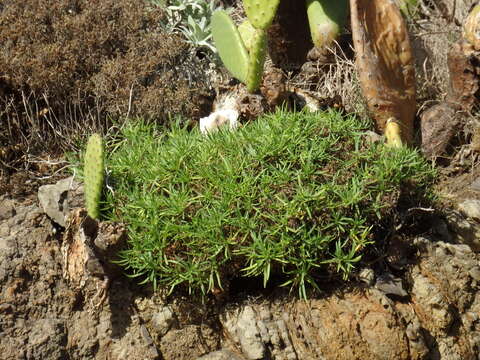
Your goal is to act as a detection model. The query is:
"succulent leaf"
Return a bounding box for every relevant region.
[84,133,104,219]
[238,20,256,52]
[305,0,348,49]
[243,0,280,30]
[246,29,267,93]
[212,10,249,83]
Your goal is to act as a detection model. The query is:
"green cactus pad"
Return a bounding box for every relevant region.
[84,133,104,219]
[243,0,280,30]
[246,29,267,93]
[212,10,249,84]
[306,0,348,49]
[238,20,256,52]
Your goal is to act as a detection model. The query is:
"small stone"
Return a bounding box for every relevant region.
[38,177,75,227]
[151,306,175,337]
[358,268,375,286]
[468,266,480,281]
[235,306,265,360]
[458,199,480,221]
[375,273,407,297]
[140,325,154,346]
[362,130,383,144]
[444,210,480,252]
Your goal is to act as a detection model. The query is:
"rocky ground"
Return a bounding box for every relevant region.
[0,159,480,360]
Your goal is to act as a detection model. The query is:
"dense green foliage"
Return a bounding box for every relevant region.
[102,110,434,297]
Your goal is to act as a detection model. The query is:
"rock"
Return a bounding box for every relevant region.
[358,267,375,286]
[405,320,429,359]
[409,239,480,358]
[197,349,243,360]
[216,236,480,360]
[38,176,81,227]
[444,210,480,252]
[458,199,480,221]
[221,306,265,360]
[151,306,176,337]
[375,273,408,297]
[411,271,454,333]
[363,130,384,144]
[420,102,459,158]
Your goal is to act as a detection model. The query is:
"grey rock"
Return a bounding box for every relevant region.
[38,177,76,227]
[236,306,265,360]
[197,349,243,360]
[458,199,480,221]
[151,306,175,337]
[444,210,480,252]
[222,306,265,360]
[375,273,407,297]
[405,320,429,359]
[140,324,154,346]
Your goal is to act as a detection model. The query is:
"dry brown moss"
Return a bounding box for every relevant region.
[0,0,213,157]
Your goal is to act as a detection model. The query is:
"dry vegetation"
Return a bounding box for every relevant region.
[0,0,214,172]
[288,0,478,118]
[0,0,478,174]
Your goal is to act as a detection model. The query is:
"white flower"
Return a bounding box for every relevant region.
[200,109,239,134]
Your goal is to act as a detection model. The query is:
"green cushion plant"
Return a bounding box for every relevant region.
[101,109,434,298]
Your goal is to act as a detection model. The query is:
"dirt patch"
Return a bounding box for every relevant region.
[1,171,480,359]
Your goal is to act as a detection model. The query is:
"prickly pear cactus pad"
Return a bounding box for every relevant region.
[238,20,257,52]
[212,10,249,84]
[243,0,280,30]
[246,29,268,93]
[306,0,348,49]
[84,133,104,219]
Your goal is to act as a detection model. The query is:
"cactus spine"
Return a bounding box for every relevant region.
[84,133,104,219]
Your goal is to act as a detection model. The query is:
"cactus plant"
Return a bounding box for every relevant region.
[84,133,105,219]
[212,0,280,92]
[243,0,279,30]
[306,0,348,49]
[212,0,416,146]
